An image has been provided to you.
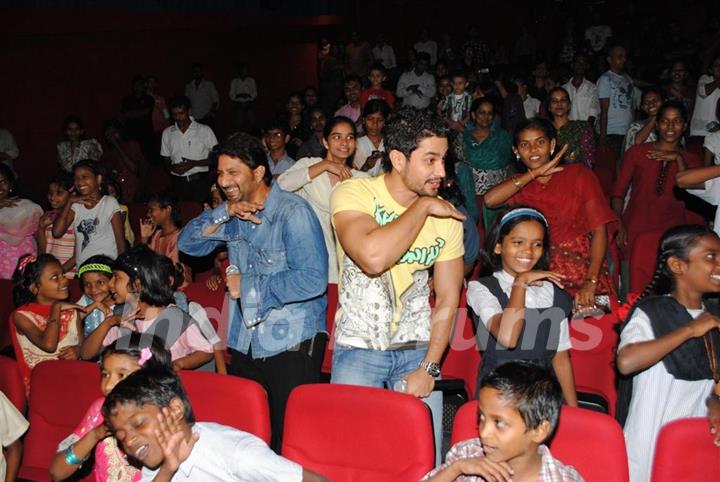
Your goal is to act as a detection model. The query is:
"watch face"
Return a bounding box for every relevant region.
[424,362,441,377]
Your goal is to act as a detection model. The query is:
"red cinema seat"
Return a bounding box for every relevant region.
[321,283,338,374]
[452,402,629,482]
[178,370,271,444]
[629,229,664,294]
[440,288,481,399]
[0,355,25,412]
[282,384,434,481]
[651,418,720,482]
[19,360,101,481]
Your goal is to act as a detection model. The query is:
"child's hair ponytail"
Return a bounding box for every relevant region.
[639,224,717,300]
[99,333,172,371]
[12,254,61,307]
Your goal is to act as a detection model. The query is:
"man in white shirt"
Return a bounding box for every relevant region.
[563,53,600,125]
[689,56,720,138]
[413,28,438,66]
[0,128,19,170]
[372,34,397,71]
[161,95,218,203]
[229,62,257,132]
[185,63,219,128]
[396,52,436,110]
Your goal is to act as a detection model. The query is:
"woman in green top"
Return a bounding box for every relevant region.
[455,97,513,222]
[547,86,595,168]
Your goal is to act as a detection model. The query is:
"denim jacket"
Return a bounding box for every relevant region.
[178,183,328,358]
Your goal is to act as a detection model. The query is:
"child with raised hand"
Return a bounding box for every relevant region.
[617,224,720,482]
[10,253,84,395]
[102,368,328,482]
[422,361,583,482]
[50,333,172,482]
[80,245,214,371]
[140,192,191,288]
[467,207,577,405]
[52,160,127,266]
[36,171,77,276]
[76,255,116,336]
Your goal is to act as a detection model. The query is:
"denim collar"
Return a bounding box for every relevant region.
[255,182,282,224]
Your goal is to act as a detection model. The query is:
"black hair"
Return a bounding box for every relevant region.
[103,117,124,134]
[263,118,290,136]
[63,115,85,133]
[114,245,176,307]
[362,99,391,120]
[482,205,550,272]
[544,87,571,120]
[656,99,689,125]
[480,361,562,436]
[415,52,431,64]
[12,254,62,307]
[0,163,16,196]
[49,170,74,192]
[148,192,182,229]
[323,116,357,166]
[513,117,557,146]
[637,86,665,119]
[167,95,191,111]
[160,255,185,292]
[213,132,272,186]
[640,224,717,299]
[470,97,497,117]
[382,107,450,172]
[104,175,123,203]
[450,70,468,81]
[79,254,115,280]
[438,160,465,208]
[103,368,196,425]
[343,74,362,87]
[72,159,104,177]
[100,333,172,372]
[368,63,386,75]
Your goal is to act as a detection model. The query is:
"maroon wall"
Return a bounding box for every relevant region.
[0,10,344,199]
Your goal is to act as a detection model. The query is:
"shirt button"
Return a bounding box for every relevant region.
[249,264,253,268]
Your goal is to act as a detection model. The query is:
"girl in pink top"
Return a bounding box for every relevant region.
[36,172,77,275]
[79,245,214,370]
[49,334,172,482]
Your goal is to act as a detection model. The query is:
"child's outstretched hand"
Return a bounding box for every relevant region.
[515,270,566,289]
[154,407,199,476]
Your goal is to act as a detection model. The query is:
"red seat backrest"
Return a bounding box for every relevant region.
[452,402,629,482]
[321,283,338,374]
[282,384,434,481]
[629,229,664,294]
[651,418,720,482]
[178,370,271,444]
[0,355,25,412]
[183,281,230,338]
[20,360,101,480]
[440,287,481,398]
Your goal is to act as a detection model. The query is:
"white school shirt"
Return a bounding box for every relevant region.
[703,130,720,164]
[71,195,121,264]
[466,270,572,352]
[562,78,600,122]
[686,176,720,236]
[160,118,218,178]
[229,77,257,103]
[690,74,720,137]
[141,422,302,481]
[619,305,714,482]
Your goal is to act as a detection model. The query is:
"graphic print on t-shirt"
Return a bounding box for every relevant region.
[77,217,99,251]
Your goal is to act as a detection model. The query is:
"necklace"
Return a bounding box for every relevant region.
[704,331,719,383]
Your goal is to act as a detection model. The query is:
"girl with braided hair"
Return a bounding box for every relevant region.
[616,224,720,482]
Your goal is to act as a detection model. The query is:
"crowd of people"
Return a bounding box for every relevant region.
[1,15,720,482]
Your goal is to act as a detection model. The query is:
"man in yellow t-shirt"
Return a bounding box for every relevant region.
[330,107,465,461]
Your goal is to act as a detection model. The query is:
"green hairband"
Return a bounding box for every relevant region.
[78,263,112,277]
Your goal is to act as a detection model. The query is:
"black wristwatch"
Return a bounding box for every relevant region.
[419,360,441,378]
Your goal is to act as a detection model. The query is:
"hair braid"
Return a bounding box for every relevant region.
[639,253,668,300]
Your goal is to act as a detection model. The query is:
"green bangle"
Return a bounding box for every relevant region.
[64,444,87,465]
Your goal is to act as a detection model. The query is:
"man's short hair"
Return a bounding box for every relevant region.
[480,361,562,437]
[382,107,450,171]
[262,118,290,136]
[213,132,272,186]
[102,368,196,425]
[415,52,431,64]
[167,95,191,111]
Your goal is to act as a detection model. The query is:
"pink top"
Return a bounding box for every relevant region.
[102,307,213,360]
[67,397,140,482]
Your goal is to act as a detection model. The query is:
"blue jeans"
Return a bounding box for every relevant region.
[331,344,443,465]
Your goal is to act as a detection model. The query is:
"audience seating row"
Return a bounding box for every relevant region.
[12,360,715,482]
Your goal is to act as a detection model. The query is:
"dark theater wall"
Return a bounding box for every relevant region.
[0,9,343,200]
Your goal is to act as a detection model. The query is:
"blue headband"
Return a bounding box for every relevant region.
[499,208,548,228]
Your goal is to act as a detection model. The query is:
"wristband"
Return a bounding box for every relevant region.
[585,277,599,285]
[64,444,87,465]
[512,176,523,192]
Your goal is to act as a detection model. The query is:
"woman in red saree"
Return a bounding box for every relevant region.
[485,118,617,312]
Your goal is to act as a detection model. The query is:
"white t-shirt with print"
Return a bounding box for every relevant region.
[71,195,121,264]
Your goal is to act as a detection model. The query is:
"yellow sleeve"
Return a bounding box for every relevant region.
[330,178,375,220]
[436,218,465,262]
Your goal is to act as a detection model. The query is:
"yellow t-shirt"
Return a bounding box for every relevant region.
[330,175,464,350]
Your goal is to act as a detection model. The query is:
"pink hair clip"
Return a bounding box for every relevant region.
[18,255,37,273]
[138,347,153,366]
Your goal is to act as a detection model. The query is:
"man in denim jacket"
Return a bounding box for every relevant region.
[178,132,328,451]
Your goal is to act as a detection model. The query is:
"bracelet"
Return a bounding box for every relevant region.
[584,277,599,285]
[64,444,88,465]
[512,176,523,192]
